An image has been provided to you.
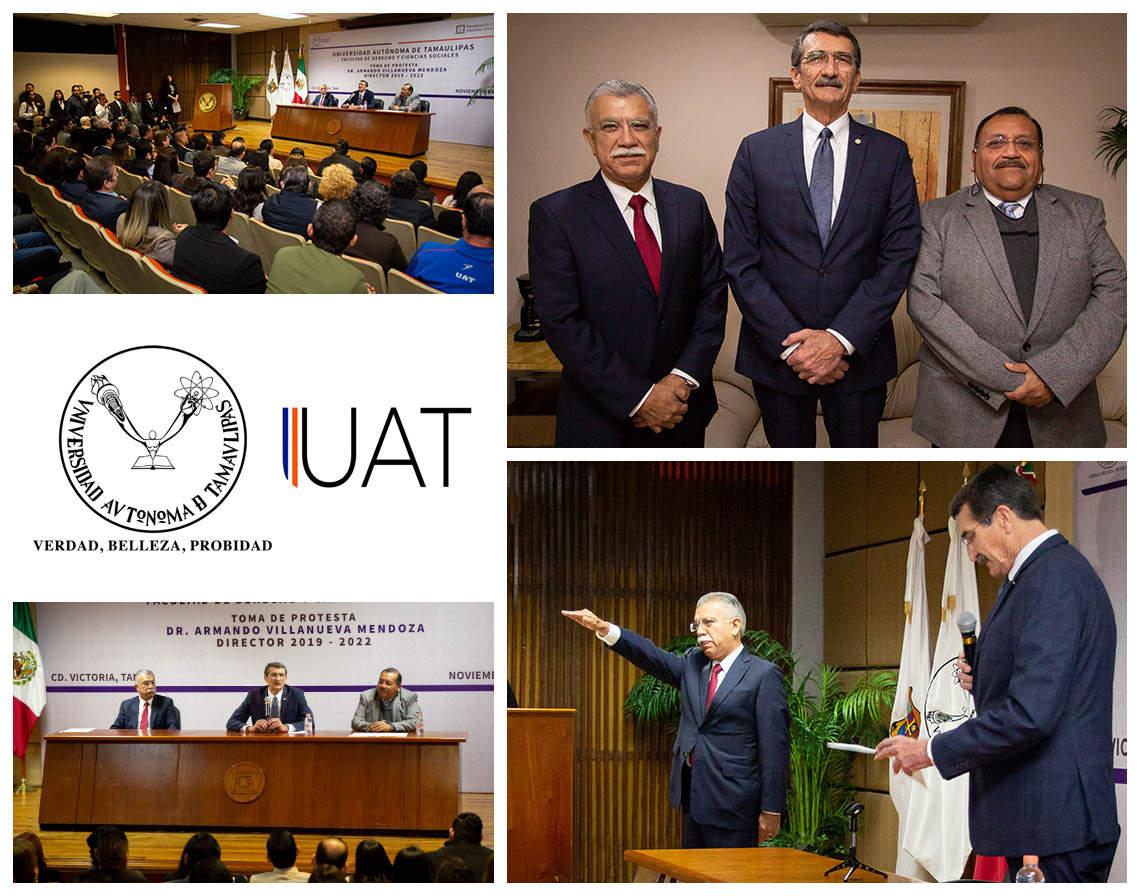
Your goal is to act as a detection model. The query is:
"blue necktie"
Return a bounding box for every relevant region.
[271,696,279,719]
[998,201,1024,220]
[811,126,834,248]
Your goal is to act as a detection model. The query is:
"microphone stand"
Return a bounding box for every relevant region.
[823,803,887,882]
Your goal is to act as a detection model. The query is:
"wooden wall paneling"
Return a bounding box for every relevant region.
[924,530,951,647]
[122,26,230,106]
[858,790,901,876]
[823,462,868,553]
[866,462,920,545]
[508,462,793,882]
[921,460,974,528]
[865,541,911,669]
[822,552,867,668]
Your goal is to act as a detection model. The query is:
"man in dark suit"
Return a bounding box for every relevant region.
[564,592,789,847]
[387,168,437,230]
[65,84,88,126]
[140,91,161,127]
[425,813,492,879]
[316,139,362,177]
[344,80,375,109]
[226,661,315,732]
[530,79,727,447]
[173,182,266,293]
[907,107,1126,448]
[110,669,181,730]
[79,156,127,230]
[725,20,921,447]
[106,89,127,122]
[311,84,338,107]
[877,464,1119,882]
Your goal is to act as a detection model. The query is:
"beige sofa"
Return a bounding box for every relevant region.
[706,298,1126,448]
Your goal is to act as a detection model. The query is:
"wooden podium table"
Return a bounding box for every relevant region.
[271,104,433,156]
[507,709,574,882]
[625,847,912,883]
[40,729,465,832]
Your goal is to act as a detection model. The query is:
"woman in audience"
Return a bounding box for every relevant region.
[49,89,67,121]
[14,837,38,882]
[151,147,180,186]
[309,864,346,883]
[14,832,62,882]
[261,164,320,235]
[234,166,268,217]
[347,180,407,273]
[245,149,272,178]
[165,833,222,882]
[116,180,185,268]
[442,169,483,208]
[349,839,392,883]
[40,145,71,186]
[112,139,134,170]
[318,163,357,201]
[392,846,434,882]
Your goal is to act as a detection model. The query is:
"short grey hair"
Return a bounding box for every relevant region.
[584,79,658,128]
[134,668,155,681]
[696,591,747,632]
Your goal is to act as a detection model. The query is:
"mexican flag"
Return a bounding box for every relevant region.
[294,49,307,104]
[14,603,46,758]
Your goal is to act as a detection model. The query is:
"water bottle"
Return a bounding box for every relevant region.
[304,713,313,736]
[415,711,424,736]
[1014,856,1045,883]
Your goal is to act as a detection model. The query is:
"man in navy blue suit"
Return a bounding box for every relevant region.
[564,593,789,848]
[877,464,1119,882]
[226,662,314,732]
[530,79,727,447]
[724,20,921,447]
[110,669,181,730]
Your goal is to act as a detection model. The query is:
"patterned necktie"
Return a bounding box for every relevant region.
[628,194,661,294]
[140,701,149,732]
[810,126,834,247]
[271,695,280,719]
[705,663,722,712]
[998,201,1024,220]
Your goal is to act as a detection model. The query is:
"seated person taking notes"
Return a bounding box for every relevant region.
[226,661,314,732]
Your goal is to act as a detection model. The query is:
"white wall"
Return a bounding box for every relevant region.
[508,14,1127,321]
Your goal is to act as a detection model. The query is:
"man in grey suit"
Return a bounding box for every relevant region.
[908,106,1125,447]
[351,668,421,731]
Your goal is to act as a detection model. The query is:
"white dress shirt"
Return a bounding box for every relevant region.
[981,186,1032,214]
[598,171,699,416]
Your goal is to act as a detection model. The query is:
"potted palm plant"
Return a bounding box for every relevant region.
[623,629,895,857]
[207,68,265,120]
[1095,106,1126,179]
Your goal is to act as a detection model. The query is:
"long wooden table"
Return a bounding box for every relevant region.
[40,729,465,833]
[271,103,433,156]
[624,847,912,883]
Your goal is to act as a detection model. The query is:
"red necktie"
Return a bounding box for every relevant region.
[705,663,722,712]
[140,701,150,732]
[628,194,661,294]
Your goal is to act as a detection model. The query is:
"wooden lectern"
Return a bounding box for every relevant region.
[192,83,232,132]
[507,708,575,882]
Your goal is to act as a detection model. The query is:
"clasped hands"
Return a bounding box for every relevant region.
[1003,362,1054,407]
[874,652,973,777]
[781,329,848,385]
[252,718,287,733]
[634,373,693,432]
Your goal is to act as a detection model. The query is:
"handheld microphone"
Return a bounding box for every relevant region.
[264,695,272,720]
[957,611,978,669]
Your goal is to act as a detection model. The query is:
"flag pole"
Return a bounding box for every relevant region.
[918,479,926,518]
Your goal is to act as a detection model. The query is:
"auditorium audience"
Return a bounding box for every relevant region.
[140,91,161,127]
[80,156,128,230]
[183,131,209,164]
[245,149,272,179]
[233,166,269,217]
[261,164,320,234]
[317,139,362,178]
[215,138,248,179]
[116,180,186,268]
[127,138,155,178]
[409,159,437,202]
[172,181,266,293]
[112,139,134,169]
[165,832,222,882]
[437,858,477,882]
[91,127,114,157]
[211,131,226,149]
[250,829,309,882]
[172,126,191,161]
[152,128,172,153]
[189,857,234,883]
[313,836,349,874]
[64,85,86,125]
[59,152,88,203]
[152,147,180,187]
[318,163,357,201]
[442,169,482,209]
[308,865,346,883]
[74,829,146,882]
[387,168,435,231]
[356,156,377,184]
[40,145,71,186]
[14,837,37,882]
[260,139,283,177]
[14,832,61,882]
[349,839,393,883]
[426,812,493,880]
[266,199,369,294]
[407,190,494,293]
[392,846,435,883]
[49,89,67,121]
[346,180,407,273]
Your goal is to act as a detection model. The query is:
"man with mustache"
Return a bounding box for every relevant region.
[876,464,1119,881]
[529,79,727,447]
[563,593,789,847]
[725,20,921,447]
[906,107,1125,447]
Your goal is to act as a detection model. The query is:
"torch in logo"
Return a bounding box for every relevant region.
[90,371,218,470]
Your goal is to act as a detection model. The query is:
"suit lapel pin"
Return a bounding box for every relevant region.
[854,138,862,145]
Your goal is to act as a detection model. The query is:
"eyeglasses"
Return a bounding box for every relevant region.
[690,617,725,633]
[800,51,856,68]
[596,120,654,133]
[978,136,1040,152]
